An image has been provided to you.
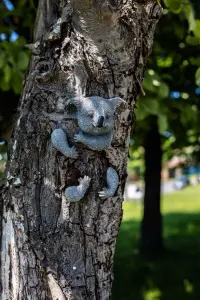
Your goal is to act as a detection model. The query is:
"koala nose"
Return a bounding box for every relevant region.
[97,116,104,127]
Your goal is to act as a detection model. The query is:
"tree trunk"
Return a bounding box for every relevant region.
[1,1,161,299]
[140,117,163,255]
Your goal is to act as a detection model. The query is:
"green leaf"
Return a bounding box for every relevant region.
[188,135,197,143]
[135,102,148,121]
[11,71,23,94]
[164,0,183,14]
[0,50,6,68]
[14,36,27,46]
[180,106,195,125]
[143,72,161,93]
[158,115,168,134]
[157,82,169,98]
[189,57,200,66]
[0,27,12,35]
[175,25,185,40]
[7,53,16,66]
[193,20,200,38]
[185,35,200,46]
[195,67,200,87]
[136,97,160,121]
[163,136,176,151]
[3,65,12,83]
[144,99,159,114]
[0,77,10,91]
[184,4,195,32]
[17,51,30,70]
[157,56,173,68]
[137,98,160,117]
[19,0,28,6]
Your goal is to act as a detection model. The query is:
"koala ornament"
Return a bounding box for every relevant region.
[51,96,125,202]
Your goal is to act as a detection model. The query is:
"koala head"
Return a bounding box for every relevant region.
[65,96,125,136]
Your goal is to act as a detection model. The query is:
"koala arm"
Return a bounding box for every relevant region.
[99,167,119,199]
[74,131,112,151]
[65,176,91,202]
[51,128,78,159]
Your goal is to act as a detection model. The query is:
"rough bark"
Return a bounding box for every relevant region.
[140,117,163,255]
[1,1,162,299]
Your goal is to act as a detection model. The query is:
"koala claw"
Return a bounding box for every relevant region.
[98,188,110,200]
[78,175,91,186]
[98,167,119,199]
[74,133,82,143]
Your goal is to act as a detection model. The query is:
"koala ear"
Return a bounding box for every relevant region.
[65,97,83,118]
[109,97,126,112]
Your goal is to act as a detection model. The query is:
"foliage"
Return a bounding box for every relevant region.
[0,37,30,93]
[113,185,200,300]
[0,0,36,94]
[134,0,200,160]
[1,1,200,171]
[0,0,36,168]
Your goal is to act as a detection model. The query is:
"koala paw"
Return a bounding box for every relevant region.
[98,167,119,199]
[74,133,82,143]
[78,175,91,187]
[98,188,111,200]
[65,175,91,202]
[51,128,78,159]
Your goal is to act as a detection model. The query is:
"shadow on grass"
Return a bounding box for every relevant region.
[112,213,200,300]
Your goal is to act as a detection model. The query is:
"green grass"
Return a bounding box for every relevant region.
[112,185,200,300]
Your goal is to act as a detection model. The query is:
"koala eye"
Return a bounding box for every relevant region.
[87,113,93,118]
[106,114,111,119]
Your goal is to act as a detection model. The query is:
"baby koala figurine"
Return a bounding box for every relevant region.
[51,96,125,202]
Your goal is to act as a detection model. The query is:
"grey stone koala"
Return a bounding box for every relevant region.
[51,96,125,202]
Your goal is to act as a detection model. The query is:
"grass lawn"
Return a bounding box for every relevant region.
[112,185,200,300]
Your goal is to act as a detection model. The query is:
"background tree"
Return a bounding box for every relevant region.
[131,0,200,255]
[0,0,161,299]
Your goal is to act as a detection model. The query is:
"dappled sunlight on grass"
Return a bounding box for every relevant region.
[162,185,200,213]
[112,185,200,300]
[122,201,143,221]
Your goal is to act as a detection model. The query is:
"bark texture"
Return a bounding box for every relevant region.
[1,1,162,299]
[140,117,163,255]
